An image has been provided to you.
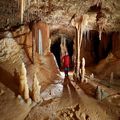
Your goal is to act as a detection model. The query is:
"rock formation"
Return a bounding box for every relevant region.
[81,57,85,82]
[19,62,29,100]
[32,73,42,103]
[72,14,89,79]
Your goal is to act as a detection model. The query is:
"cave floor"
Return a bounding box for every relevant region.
[0,72,120,120]
[25,72,120,120]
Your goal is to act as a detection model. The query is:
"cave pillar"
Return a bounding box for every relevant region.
[73,15,88,80]
[81,57,85,82]
[76,24,81,79]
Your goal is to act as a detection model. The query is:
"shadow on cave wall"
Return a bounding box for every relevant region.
[81,30,113,66]
[0,67,19,95]
[92,31,112,63]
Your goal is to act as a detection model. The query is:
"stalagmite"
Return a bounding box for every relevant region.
[32,73,41,103]
[24,82,29,100]
[90,73,94,80]
[19,62,29,100]
[81,57,85,82]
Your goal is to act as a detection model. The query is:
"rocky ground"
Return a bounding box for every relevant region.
[0,72,120,120]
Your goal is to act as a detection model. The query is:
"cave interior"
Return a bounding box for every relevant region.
[0,0,120,120]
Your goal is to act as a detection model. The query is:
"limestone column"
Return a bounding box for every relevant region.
[72,15,89,80]
[81,57,85,82]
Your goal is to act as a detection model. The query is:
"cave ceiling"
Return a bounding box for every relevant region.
[0,0,120,32]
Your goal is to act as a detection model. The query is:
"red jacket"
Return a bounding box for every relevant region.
[62,55,70,67]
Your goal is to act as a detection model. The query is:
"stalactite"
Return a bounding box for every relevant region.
[20,0,24,24]
[38,29,43,55]
[97,14,107,41]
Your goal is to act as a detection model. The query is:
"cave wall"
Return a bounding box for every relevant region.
[0,21,60,93]
[80,30,120,83]
[34,21,50,55]
[80,30,120,66]
[112,32,120,59]
[0,0,20,29]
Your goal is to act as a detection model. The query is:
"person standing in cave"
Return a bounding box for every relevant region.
[62,51,70,77]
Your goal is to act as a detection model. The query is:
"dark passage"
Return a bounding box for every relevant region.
[50,37,61,68]
[91,31,112,63]
[50,36,74,69]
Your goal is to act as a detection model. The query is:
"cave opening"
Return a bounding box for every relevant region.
[91,31,100,63]
[51,37,61,68]
[50,35,74,70]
